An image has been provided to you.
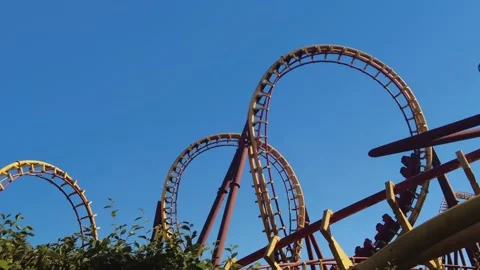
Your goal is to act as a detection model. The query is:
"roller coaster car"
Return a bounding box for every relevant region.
[373,154,421,249]
[350,153,423,261]
[354,238,376,261]
[400,153,421,179]
[374,216,397,245]
[399,153,421,212]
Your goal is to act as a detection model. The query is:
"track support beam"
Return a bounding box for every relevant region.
[319,210,353,270]
[385,181,442,269]
[385,181,412,231]
[212,141,249,266]
[263,235,282,270]
[224,258,237,270]
[456,150,480,195]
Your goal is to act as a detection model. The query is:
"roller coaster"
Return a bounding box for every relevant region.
[2,44,480,269]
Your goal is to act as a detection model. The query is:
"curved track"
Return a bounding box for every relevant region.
[245,44,432,257]
[160,133,305,259]
[0,160,98,243]
[439,191,474,213]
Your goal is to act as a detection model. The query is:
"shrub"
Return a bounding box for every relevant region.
[0,198,239,270]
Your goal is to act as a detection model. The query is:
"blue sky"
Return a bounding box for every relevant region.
[1,0,479,264]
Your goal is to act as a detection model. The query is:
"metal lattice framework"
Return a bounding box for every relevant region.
[152,44,480,270]
[246,45,431,253]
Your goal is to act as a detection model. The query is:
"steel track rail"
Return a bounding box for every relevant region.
[158,133,305,259]
[0,160,98,244]
[246,44,432,261]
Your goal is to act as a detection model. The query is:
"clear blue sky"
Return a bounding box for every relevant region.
[1,0,479,264]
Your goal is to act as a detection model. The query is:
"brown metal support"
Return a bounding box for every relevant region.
[197,127,250,248]
[305,210,324,260]
[369,114,480,157]
[196,146,241,248]
[432,149,459,208]
[432,127,480,146]
[304,234,315,270]
[303,209,317,270]
[150,201,163,241]
[212,138,249,266]
[309,235,323,261]
[236,147,480,266]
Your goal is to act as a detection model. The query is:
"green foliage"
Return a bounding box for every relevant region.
[0,199,240,270]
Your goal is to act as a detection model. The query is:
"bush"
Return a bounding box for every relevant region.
[0,198,240,270]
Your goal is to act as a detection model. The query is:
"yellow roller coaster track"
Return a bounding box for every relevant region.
[0,160,98,243]
[158,133,305,261]
[246,44,432,252]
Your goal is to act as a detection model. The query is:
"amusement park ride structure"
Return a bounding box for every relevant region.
[1,44,480,269]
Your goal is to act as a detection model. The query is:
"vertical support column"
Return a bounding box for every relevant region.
[196,139,243,249]
[211,138,249,266]
[151,201,163,241]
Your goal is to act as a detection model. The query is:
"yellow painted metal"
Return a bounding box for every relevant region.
[456,150,480,195]
[264,235,282,270]
[0,160,98,240]
[385,181,412,232]
[319,210,354,270]
[385,181,442,269]
[224,258,237,270]
[157,133,305,259]
[354,194,480,269]
[246,45,433,262]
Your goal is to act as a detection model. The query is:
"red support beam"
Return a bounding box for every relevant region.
[432,150,458,209]
[197,126,249,248]
[211,138,249,266]
[432,128,480,146]
[236,148,480,267]
[305,210,324,261]
[196,147,240,247]
[150,201,163,241]
[369,114,480,157]
[304,235,315,270]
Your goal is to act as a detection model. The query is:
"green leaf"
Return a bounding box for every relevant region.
[0,207,230,269]
[0,260,8,270]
